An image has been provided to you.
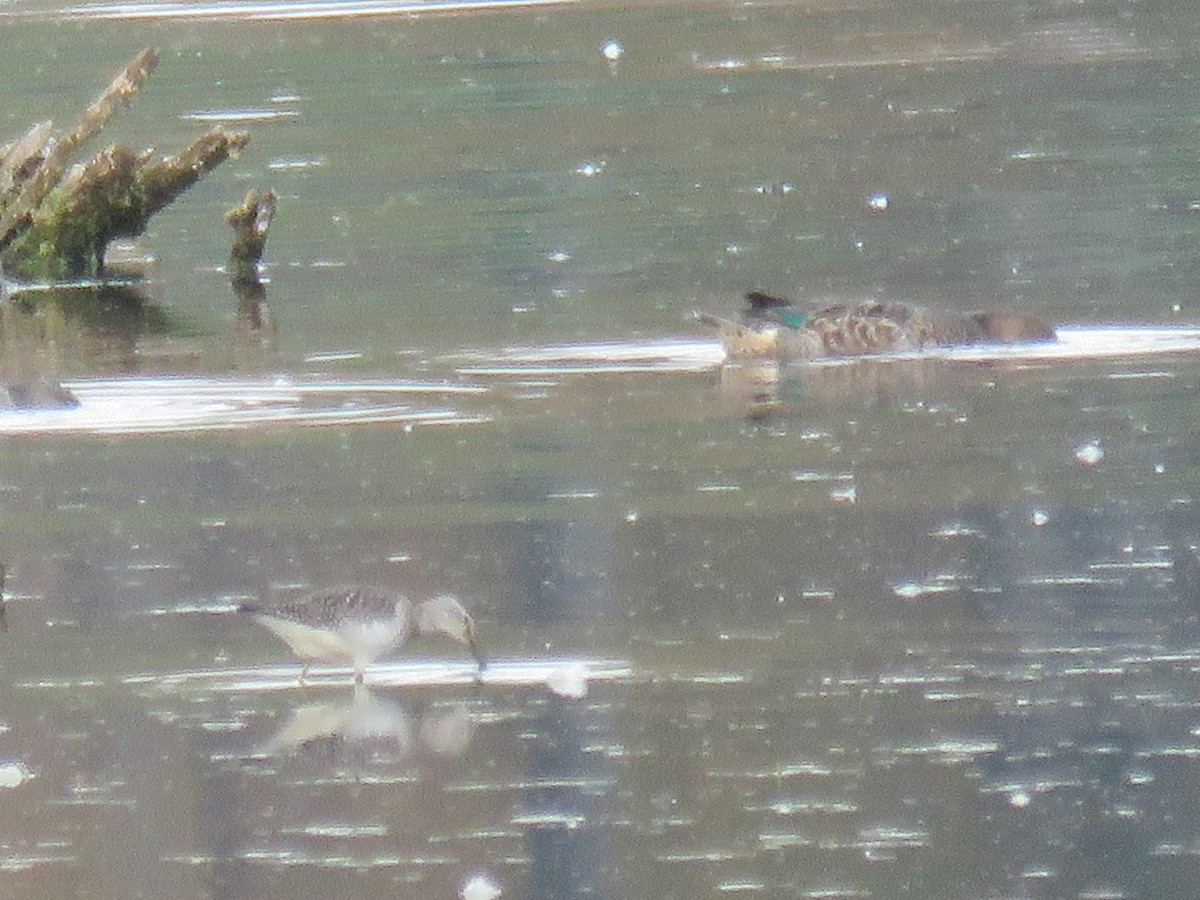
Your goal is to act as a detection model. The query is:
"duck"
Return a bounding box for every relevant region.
[697,290,1056,360]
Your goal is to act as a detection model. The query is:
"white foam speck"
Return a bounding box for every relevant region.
[461,872,502,900]
[547,662,589,699]
[1074,441,1104,465]
[601,40,623,62]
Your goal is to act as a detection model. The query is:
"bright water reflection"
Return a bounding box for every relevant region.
[3,1,1200,898]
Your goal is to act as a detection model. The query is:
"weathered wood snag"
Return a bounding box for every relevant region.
[226,189,277,340]
[225,188,277,285]
[0,47,250,281]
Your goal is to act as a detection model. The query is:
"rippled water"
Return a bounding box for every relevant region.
[3,1,1200,898]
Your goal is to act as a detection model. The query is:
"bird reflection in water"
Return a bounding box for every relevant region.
[259,682,474,758]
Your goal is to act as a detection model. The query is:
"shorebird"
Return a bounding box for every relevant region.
[697,291,1056,360]
[240,586,485,683]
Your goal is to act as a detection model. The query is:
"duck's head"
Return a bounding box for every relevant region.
[694,312,780,357]
[971,310,1056,344]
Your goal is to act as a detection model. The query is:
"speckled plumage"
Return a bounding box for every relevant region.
[699,292,1056,360]
[247,585,407,630]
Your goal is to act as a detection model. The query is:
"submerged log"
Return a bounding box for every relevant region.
[0,47,159,250]
[226,188,277,341]
[0,48,250,281]
[225,187,277,284]
[4,128,251,278]
[0,122,53,202]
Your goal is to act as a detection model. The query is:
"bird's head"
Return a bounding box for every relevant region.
[416,595,486,670]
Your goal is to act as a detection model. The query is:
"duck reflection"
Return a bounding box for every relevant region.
[714,353,982,421]
[260,682,473,758]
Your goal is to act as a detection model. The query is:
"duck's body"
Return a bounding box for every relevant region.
[698,291,1056,360]
[241,585,484,683]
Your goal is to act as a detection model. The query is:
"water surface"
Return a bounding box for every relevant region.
[2,2,1200,898]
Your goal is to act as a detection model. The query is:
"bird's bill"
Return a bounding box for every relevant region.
[464,615,486,671]
[694,311,780,358]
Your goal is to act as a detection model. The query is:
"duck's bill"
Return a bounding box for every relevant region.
[693,311,780,358]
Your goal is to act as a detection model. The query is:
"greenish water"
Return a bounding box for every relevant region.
[2,2,1200,898]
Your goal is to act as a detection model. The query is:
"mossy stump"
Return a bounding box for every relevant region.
[0,47,250,282]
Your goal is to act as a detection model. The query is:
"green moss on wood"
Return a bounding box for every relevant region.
[0,49,250,283]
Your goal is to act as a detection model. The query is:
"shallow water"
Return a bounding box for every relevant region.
[3,2,1200,898]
